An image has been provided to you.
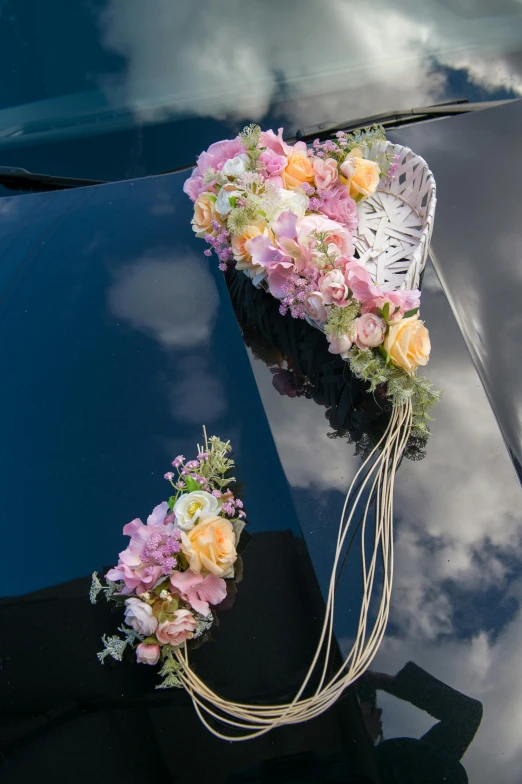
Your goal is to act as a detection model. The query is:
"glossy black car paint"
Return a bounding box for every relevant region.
[0,103,521,782]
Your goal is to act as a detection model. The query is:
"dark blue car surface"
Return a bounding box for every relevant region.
[1,3,522,782]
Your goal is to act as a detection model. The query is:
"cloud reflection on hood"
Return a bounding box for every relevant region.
[98,0,522,128]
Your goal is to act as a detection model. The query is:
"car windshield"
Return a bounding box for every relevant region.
[1,0,522,181]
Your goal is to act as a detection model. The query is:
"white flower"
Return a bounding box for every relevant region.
[221,153,250,178]
[124,597,158,636]
[215,186,240,216]
[267,188,309,222]
[174,490,220,531]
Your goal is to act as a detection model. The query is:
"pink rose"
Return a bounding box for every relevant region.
[327,332,353,358]
[170,569,227,616]
[259,149,287,178]
[320,185,358,232]
[259,128,307,157]
[313,157,338,190]
[355,313,386,349]
[297,214,354,260]
[361,289,421,319]
[304,291,328,323]
[156,609,197,646]
[183,138,247,202]
[136,642,160,666]
[319,270,350,306]
[343,261,377,303]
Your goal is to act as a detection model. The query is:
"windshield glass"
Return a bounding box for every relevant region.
[1,0,522,180]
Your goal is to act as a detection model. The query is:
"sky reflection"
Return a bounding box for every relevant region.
[236,260,521,782]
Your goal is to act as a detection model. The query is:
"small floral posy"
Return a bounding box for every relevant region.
[91,429,246,689]
[185,124,441,434]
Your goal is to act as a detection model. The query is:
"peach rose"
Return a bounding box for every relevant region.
[192,192,219,238]
[342,148,380,201]
[232,221,273,274]
[283,149,315,190]
[181,514,237,577]
[383,315,431,375]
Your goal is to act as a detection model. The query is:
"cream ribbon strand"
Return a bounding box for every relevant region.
[174,401,413,740]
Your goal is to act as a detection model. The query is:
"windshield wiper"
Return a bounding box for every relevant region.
[291,99,516,143]
[0,166,105,192]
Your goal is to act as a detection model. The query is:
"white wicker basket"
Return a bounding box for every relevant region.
[353,141,436,292]
[246,141,436,315]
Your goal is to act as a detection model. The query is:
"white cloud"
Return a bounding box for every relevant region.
[107,252,218,348]
[98,0,522,127]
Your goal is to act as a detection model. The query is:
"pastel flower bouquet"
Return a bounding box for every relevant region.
[185,124,440,432]
[91,431,246,688]
[91,126,442,739]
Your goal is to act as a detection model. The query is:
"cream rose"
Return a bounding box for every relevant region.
[383,314,431,375]
[232,221,273,274]
[181,514,237,577]
[192,192,219,238]
[174,490,220,531]
[215,185,241,216]
[342,148,380,201]
[282,149,315,190]
[221,153,249,177]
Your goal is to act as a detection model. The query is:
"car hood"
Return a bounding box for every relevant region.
[0,104,521,783]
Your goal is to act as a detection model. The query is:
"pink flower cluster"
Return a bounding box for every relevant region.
[96,435,247,681]
[185,126,422,360]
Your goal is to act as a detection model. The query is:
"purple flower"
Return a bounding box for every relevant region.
[172,455,185,468]
[198,451,209,460]
[164,472,175,481]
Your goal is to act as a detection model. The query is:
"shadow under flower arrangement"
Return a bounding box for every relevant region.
[93,124,441,741]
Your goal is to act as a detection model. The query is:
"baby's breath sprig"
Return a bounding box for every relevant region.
[325,301,360,340]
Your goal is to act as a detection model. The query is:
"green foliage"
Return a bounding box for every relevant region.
[347,346,442,434]
[239,123,261,148]
[325,301,360,340]
[343,124,387,152]
[196,434,237,489]
[97,625,141,664]
[227,206,251,235]
[90,572,122,604]
[184,476,200,492]
[156,647,184,690]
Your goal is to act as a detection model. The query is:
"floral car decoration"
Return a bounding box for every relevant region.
[91,431,246,688]
[185,125,440,433]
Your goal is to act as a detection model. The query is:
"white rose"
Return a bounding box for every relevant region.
[340,159,355,179]
[215,185,240,216]
[124,597,158,636]
[174,490,220,531]
[268,189,309,222]
[221,153,250,178]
